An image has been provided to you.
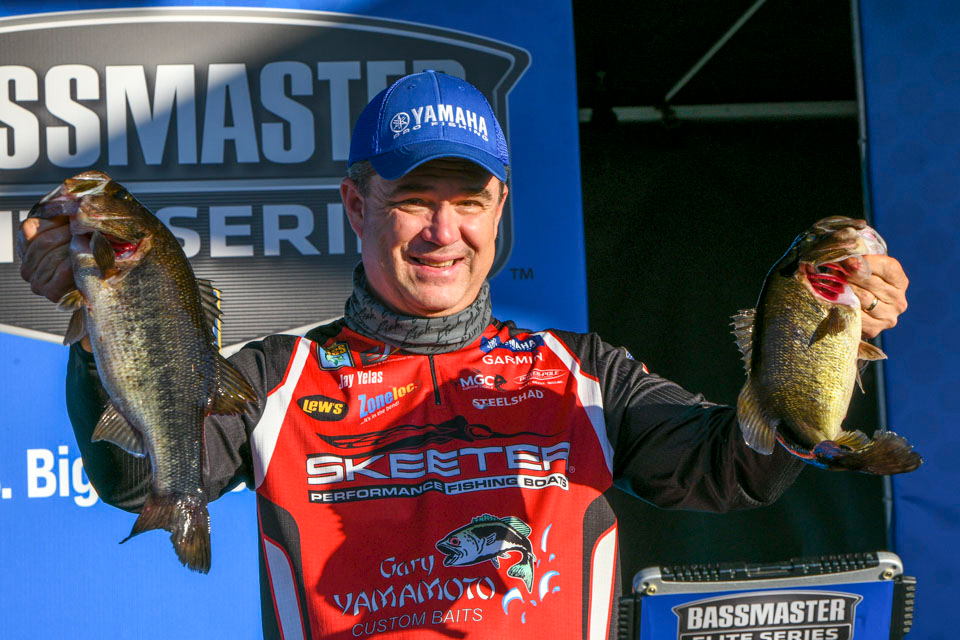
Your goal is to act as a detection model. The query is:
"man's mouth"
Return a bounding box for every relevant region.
[412,257,458,268]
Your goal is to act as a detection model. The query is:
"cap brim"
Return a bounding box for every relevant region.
[368,140,507,182]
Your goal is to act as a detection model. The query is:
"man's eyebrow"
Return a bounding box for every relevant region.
[388,183,495,200]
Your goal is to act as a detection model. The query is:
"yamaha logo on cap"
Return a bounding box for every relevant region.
[390,112,411,135]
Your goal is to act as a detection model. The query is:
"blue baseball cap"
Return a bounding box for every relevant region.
[348,70,509,181]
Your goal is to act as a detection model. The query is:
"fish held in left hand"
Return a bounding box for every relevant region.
[29,170,257,572]
[732,216,922,475]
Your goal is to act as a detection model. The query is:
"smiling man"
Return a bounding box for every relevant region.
[17,71,909,640]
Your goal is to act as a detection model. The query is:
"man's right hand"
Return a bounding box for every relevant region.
[17,216,91,351]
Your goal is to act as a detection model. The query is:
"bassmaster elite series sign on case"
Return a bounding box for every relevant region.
[0,3,585,639]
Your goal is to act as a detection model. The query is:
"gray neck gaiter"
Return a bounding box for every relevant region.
[343,264,492,355]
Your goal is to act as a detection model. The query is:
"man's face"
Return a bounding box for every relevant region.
[341,158,507,318]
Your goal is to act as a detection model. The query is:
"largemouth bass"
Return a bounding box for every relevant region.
[29,171,256,572]
[733,216,921,474]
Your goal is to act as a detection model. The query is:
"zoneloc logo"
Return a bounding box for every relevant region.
[358,382,421,420]
[298,394,347,421]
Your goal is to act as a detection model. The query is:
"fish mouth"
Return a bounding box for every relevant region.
[69,220,141,261]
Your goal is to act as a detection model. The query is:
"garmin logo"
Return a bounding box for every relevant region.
[390,104,489,140]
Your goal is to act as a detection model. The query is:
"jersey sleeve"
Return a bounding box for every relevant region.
[64,335,301,512]
[551,330,803,512]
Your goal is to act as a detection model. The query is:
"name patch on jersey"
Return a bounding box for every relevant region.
[472,389,543,410]
[298,395,348,421]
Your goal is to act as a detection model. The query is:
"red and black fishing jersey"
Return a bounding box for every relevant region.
[67,319,801,640]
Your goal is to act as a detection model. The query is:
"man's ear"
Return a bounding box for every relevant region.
[493,182,507,239]
[340,178,365,238]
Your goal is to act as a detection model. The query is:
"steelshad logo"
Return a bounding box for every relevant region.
[0,8,530,346]
[673,591,862,640]
[298,394,347,422]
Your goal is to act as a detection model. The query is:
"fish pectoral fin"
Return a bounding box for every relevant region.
[196,279,223,349]
[855,341,887,392]
[730,308,756,372]
[736,378,778,455]
[482,533,499,547]
[92,403,147,457]
[857,340,887,361]
[810,307,846,345]
[491,557,500,568]
[56,288,85,311]
[90,230,116,276]
[62,309,88,346]
[209,353,257,415]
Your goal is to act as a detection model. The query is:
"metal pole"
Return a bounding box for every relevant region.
[664,0,770,104]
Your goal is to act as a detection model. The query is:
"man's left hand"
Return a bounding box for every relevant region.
[851,254,909,339]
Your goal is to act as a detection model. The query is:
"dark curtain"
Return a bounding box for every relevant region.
[579,118,888,582]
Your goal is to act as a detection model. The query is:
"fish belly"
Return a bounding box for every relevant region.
[78,255,215,495]
[755,276,859,447]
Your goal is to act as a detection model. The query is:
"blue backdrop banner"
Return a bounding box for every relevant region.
[0,2,585,638]
[856,2,960,639]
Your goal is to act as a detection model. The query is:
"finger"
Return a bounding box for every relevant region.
[849,279,907,314]
[861,254,909,290]
[26,243,75,302]
[18,219,72,280]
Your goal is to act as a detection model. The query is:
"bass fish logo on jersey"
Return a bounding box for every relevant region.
[318,341,355,370]
[436,514,537,593]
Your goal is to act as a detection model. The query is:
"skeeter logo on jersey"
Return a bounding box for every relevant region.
[306,416,570,504]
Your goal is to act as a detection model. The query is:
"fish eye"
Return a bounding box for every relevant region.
[449,537,460,546]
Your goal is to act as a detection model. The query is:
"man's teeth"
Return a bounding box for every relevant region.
[416,258,456,267]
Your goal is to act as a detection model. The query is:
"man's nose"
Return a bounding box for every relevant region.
[422,203,461,245]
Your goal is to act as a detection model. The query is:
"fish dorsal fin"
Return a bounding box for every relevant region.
[90,230,115,276]
[209,353,257,415]
[730,308,756,372]
[195,279,223,349]
[500,516,531,538]
[736,378,777,454]
[833,429,871,451]
[810,307,846,345]
[472,514,500,524]
[92,403,146,457]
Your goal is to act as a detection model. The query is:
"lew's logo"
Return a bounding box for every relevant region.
[298,394,347,421]
[0,8,529,347]
[673,591,862,640]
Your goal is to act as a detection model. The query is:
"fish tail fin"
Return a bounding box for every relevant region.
[123,492,211,573]
[508,554,536,593]
[736,378,778,454]
[812,430,923,475]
